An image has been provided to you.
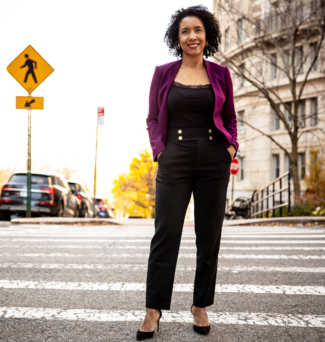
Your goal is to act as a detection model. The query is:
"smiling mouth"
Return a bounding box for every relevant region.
[188,43,200,48]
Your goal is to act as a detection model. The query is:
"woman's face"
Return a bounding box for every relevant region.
[178,16,206,57]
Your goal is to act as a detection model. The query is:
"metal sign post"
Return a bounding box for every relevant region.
[27,106,32,217]
[93,108,104,218]
[7,45,54,218]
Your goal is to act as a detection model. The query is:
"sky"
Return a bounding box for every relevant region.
[0,0,213,199]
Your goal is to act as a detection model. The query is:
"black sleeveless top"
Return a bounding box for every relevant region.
[167,81,215,128]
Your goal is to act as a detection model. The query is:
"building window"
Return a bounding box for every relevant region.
[297,3,304,23]
[285,102,292,129]
[237,110,245,135]
[271,53,277,79]
[284,50,290,75]
[273,155,280,179]
[225,0,230,7]
[273,107,280,130]
[298,153,306,180]
[285,154,292,176]
[237,18,245,44]
[225,28,230,52]
[310,150,317,166]
[271,3,279,31]
[237,64,245,88]
[298,100,305,128]
[296,46,304,74]
[310,42,318,71]
[255,19,261,36]
[238,157,245,180]
[310,98,318,126]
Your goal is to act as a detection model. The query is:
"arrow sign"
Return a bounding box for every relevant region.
[16,96,44,110]
[24,99,35,107]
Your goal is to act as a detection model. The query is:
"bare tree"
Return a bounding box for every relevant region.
[214,0,325,203]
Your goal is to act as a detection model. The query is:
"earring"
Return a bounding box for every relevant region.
[177,44,181,49]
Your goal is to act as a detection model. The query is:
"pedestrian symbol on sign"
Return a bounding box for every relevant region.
[7,45,54,94]
[20,54,37,83]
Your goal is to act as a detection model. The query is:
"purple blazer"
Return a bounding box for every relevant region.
[146,59,238,162]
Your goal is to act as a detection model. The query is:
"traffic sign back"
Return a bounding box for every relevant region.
[7,45,54,94]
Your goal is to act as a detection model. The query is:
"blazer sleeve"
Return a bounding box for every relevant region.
[146,66,166,162]
[221,66,239,158]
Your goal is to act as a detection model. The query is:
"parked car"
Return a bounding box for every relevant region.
[68,180,96,218]
[0,171,80,220]
[95,198,115,218]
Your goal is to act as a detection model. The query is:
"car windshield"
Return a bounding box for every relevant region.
[69,183,77,192]
[8,174,50,188]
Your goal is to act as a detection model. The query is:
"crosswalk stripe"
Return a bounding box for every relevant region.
[0,233,324,238]
[0,263,324,273]
[0,280,324,295]
[2,238,325,244]
[1,253,324,259]
[0,307,324,327]
[0,245,324,251]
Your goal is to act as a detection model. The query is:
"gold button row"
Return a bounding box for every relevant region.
[177,129,213,141]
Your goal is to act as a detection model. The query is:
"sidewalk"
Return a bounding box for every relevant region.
[10,216,325,226]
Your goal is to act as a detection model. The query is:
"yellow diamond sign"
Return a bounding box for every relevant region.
[7,45,54,94]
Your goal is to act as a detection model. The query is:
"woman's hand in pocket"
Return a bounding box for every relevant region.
[227,145,236,160]
[157,152,162,160]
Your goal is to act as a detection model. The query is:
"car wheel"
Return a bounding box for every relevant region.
[0,210,11,221]
[56,202,64,217]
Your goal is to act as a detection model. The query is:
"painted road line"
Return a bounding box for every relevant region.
[1,245,325,251]
[2,238,325,244]
[0,280,324,295]
[0,233,325,238]
[0,307,324,327]
[1,263,325,273]
[1,253,324,259]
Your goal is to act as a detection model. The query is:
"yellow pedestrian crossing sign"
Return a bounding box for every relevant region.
[7,45,54,94]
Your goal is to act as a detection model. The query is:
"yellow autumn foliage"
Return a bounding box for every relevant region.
[112,149,157,218]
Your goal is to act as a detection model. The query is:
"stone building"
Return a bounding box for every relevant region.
[212,0,325,207]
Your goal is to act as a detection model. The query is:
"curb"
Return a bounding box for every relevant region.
[10,218,121,226]
[224,217,325,226]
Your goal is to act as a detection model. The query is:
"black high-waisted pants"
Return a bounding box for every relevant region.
[146,127,231,310]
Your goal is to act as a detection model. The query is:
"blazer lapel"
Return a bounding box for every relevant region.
[204,59,225,125]
[159,59,182,142]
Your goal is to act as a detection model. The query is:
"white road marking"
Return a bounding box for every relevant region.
[1,253,324,259]
[1,263,325,273]
[2,238,325,244]
[0,245,324,251]
[0,233,324,238]
[0,280,324,295]
[0,307,324,327]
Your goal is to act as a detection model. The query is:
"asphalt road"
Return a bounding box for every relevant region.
[0,222,324,342]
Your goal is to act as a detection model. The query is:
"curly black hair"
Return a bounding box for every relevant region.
[164,5,221,58]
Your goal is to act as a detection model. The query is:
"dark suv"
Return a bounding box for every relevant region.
[68,180,96,217]
[0,171,80,220]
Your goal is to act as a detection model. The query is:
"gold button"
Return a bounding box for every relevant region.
[178,136,182,140]
[209,136,213,140]
[178,129,182,134]
[209,129,212,133]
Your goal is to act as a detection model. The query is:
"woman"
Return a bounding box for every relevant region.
[137,5,238,340]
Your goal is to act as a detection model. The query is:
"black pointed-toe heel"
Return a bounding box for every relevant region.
[191,304,210,335]
[136,309,162,341]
